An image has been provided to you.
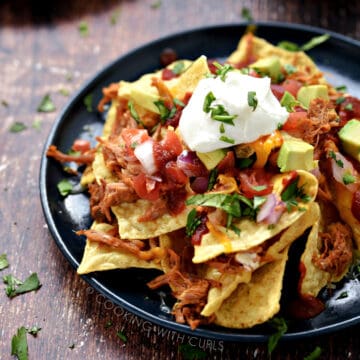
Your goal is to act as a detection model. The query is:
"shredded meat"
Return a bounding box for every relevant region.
[147,249,218,329]
[47,145,95,165]
[77,229,165,261]
[97,83,119,112]
[303,98,339,145]
[138,197,168,222]
[313,222,353,277]
[88,181,107,223]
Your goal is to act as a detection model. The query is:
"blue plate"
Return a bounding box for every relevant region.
[40,22,360,342]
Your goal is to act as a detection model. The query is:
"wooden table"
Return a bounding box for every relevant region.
[1,1,359,359]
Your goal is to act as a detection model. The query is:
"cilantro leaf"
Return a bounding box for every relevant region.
[11,326,28,360]
[153,100,176,123]
[78,21,89,37]
[9,122,27,133]
[116,330,127,342]
[267,317,288,355]
[32,118,42,131]
[300,34,330,51]
[0,253,9,270]
[328,151,344,167]
[343,173,356,185]
[304,346,322,360]
[241,7,253,22]
[57,179,73,197]
[4,273,41,298]
[178,343,207,360]
[186,209,203,237]
[247,91,258,111]
[213,62,234,81]
[84,93,93,112]
[26,326,42,336]
[37,94,56,112]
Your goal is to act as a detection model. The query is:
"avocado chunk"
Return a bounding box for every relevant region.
[339,119,360,162]
[249,56,281,82]
[196,149,227,170]
[277,139,317,172]
[297,84,329,108]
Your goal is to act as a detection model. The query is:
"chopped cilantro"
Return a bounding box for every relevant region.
[207,168,218,191]
[178,343,207,359]
[336,291,348,300]
[186,209,203,237]
[304,346,322,360]
[335,85,347,92]
[59,88,70,96]
[345,103,353,111]
[128,100,142,125]
[219,123,225,133]
[267,317,288,355]
[281,176,310,212]
[278,34,330,52]
[150,0,162,9]
[328,151,344,168]
[9,122,27,133]
[343,173,356,185]
[11,326,28,360]
[280,91,299,112]
[301,33,330,51]
[84,94,93,112]
[0,253,9,270]
[57,179,73,196]
[203,91,216,113]
[172,61,186,75]
[26,326,42,336]
[219,135,235,144]
[154,100,176,123]
[247,91,258,111]
[110,9,121,25]
[78,21,89,37]
[173,98,185,107]
[213,62,234,81]
[116,330,127,342]
[335,96,346,105]
[3,273,41,298]
[32,118,42,131]
[284,63,297,75]
[241,7,253,22]
[37,94,56,112]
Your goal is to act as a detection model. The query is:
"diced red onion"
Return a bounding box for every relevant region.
[190,177,209,193]
[330,152,358,193]
[134,140,157,175]
[176,150,208,177]
[257,193,286,224]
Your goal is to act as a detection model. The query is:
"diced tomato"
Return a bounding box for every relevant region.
[162,68,177,81]
[216,151,236,175]
[154,130,183,169]
[238,168,273,198]
[337,96,360,125]
[282,110,311,135]
[282,79,303,97]
[121,129,150,157]
[271,84,285,101]
[132,173,160,201]
[163,161,188,185]
[72,139,91,154]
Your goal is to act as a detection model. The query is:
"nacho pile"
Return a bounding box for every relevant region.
[48,31,360,330]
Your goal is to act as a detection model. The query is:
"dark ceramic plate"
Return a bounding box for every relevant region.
[40,22,360,342]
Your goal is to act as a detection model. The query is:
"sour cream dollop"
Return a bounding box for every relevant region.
[178,71,289,153]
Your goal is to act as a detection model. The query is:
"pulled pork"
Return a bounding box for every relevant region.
[313,222,353,278]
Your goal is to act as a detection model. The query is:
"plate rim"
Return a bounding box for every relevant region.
[39,21,360,342]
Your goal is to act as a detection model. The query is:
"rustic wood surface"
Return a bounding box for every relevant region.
[0,1,360,359]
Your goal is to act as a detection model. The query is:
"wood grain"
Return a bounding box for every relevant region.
[0,0,359,359]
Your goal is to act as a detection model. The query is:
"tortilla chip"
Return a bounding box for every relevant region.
[214,246,289,328]
[200,268,251,317]
[227,33,325,80]
[92,151,118,184]
[169,55,210,100]
[112,200,190,239]
[77,222,162,274]
[193,170,318,263]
